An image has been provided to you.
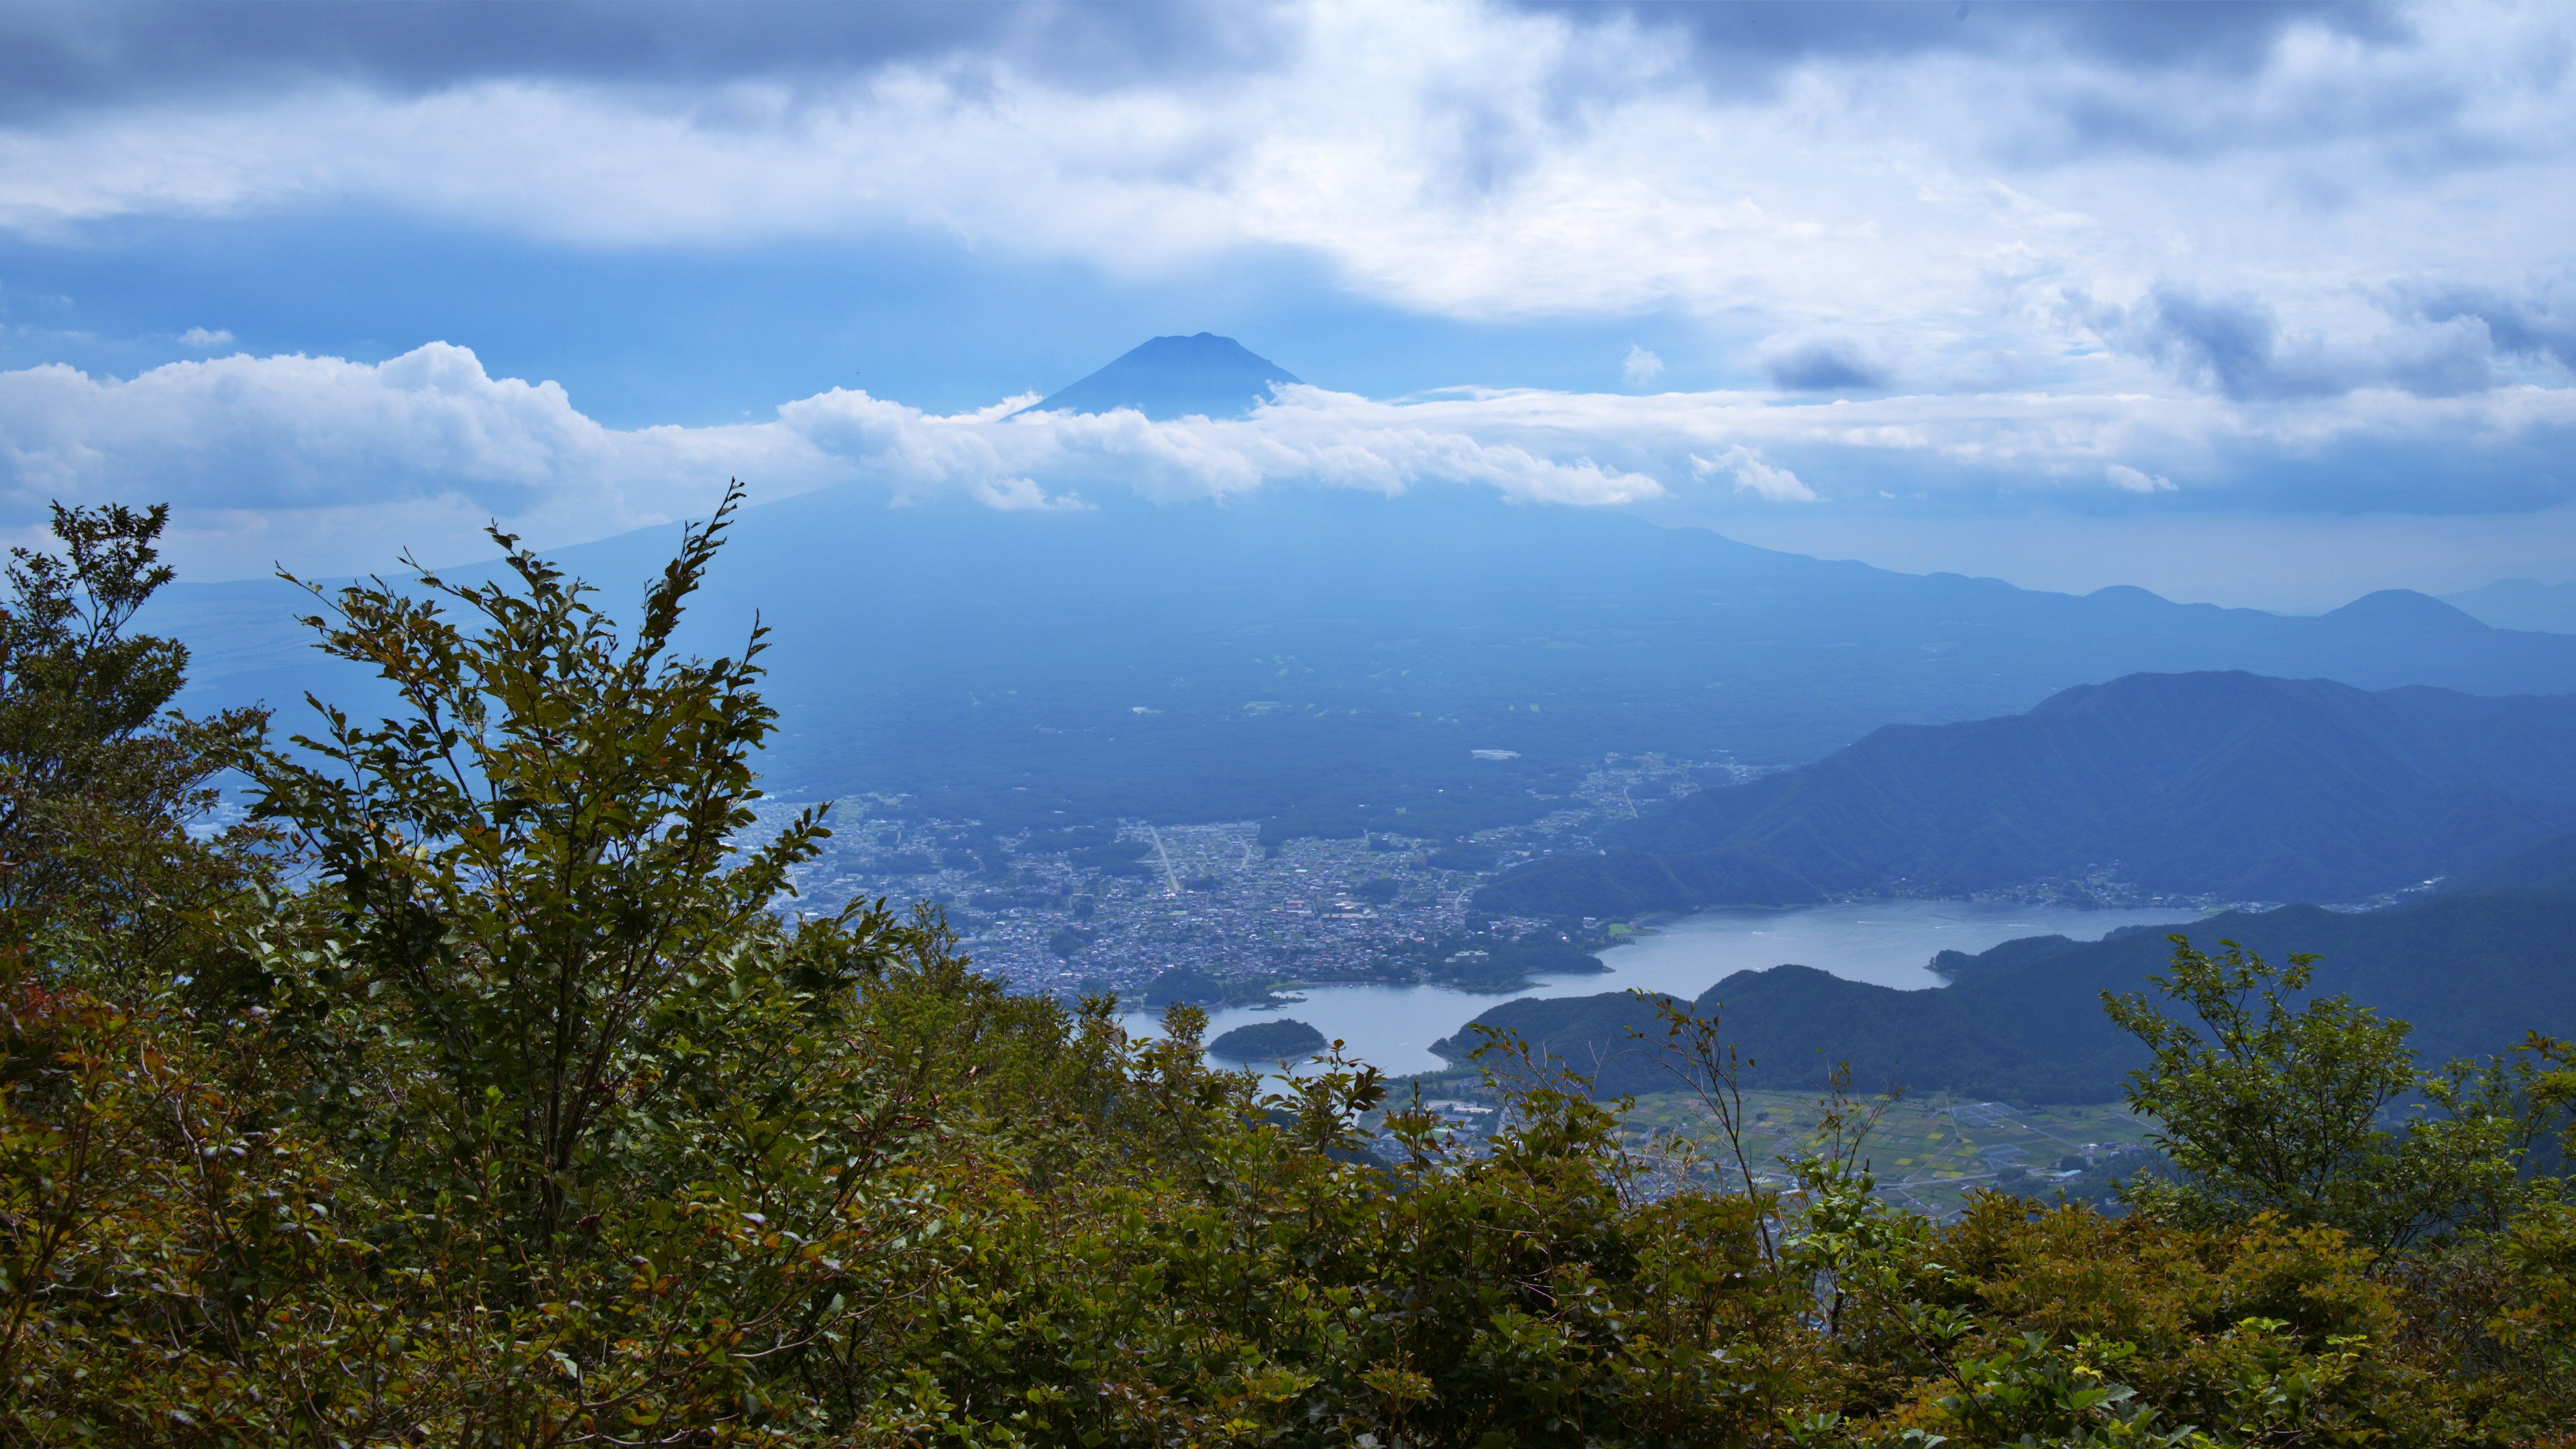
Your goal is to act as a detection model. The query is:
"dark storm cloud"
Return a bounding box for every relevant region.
[2106,284,2496,402]
[2417,284,2576,373]
[0,0,1297,121]
[1531,1,2403,80]
[1758,337,1888,392]
[2133,287,2314,399]
[1529,1,2449,170]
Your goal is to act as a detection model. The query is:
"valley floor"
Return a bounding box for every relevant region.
[758,751,2224,1012]
[1372,1082,2161,1221]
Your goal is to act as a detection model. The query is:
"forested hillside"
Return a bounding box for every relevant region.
[1452,834,2576,1102]
[1483,671,2576,916]
[12,499,2576,1446]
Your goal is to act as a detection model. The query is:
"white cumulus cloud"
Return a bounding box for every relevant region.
[1695,445,1817,502]
[1623,345,1665,388]
[5,345,2571,579]
[0,1,2569,408]
[0,346,1664,574]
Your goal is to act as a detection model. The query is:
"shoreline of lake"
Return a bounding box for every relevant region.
[1124,898,2204,1076]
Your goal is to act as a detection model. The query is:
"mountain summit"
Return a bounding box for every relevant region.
[1021,333,1301,420]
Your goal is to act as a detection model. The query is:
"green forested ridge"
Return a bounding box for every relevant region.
[1481,670,2576,918]
[11,499,2576,1446]
[1447,851,2576,1103]
[1207,1018,1329,1061]
[1929,932,2103,981]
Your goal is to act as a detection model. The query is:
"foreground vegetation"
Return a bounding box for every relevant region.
[5,496,2575,1446]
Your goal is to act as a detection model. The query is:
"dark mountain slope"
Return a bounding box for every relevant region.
[2446,829,2576,898]
[150,484,2576,837]
[1460,849,1825,918]
[1483,672,2576,912]
[1019,332,1302,420]
[1441,853,2576,1102]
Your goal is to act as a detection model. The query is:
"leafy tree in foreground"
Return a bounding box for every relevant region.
[250,479,871,1251]
[220,482,995,1440]
[7,492,2576,1445]
[0,502,268,976]
[2105,936,2544,1254]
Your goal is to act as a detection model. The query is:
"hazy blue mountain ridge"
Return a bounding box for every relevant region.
[1481,671,2576,913]
[147,485,2576,839]
[2445,578,2576,635]
[1440,837,2576,1102]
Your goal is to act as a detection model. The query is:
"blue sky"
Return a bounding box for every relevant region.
[1,0,2572,608]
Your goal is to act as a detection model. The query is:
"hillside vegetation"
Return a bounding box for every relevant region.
[10,498,2576,1446]
[1450,849,2576,1103]
[1483,671,2576,916]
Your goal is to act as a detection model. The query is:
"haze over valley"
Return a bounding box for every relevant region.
[126,327,2576,1081]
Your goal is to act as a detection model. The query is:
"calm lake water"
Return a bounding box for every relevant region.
[1124,900,2202,1076]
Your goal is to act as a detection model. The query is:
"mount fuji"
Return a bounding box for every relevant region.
[1017,332,1302,420]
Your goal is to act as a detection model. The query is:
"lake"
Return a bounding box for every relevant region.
[1124,899,2202,1076]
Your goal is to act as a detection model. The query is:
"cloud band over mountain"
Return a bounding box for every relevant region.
[0,1,2569,600]
[4,341,2571,580]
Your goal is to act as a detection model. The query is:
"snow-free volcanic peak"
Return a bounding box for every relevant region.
[1020,333,1302,421]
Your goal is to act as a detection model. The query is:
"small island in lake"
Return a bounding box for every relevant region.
[1208,1018,1328,1061]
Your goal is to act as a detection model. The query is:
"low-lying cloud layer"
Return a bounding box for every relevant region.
[6,342,2568,580]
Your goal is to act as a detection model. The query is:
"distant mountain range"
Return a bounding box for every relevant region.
[1438,831,2576,1103]
[1017,332,1301,420]
[138,338,2576,841]
[2445,578,2576,635]
[1478,671,2576,915]
[148,485,2576,841]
